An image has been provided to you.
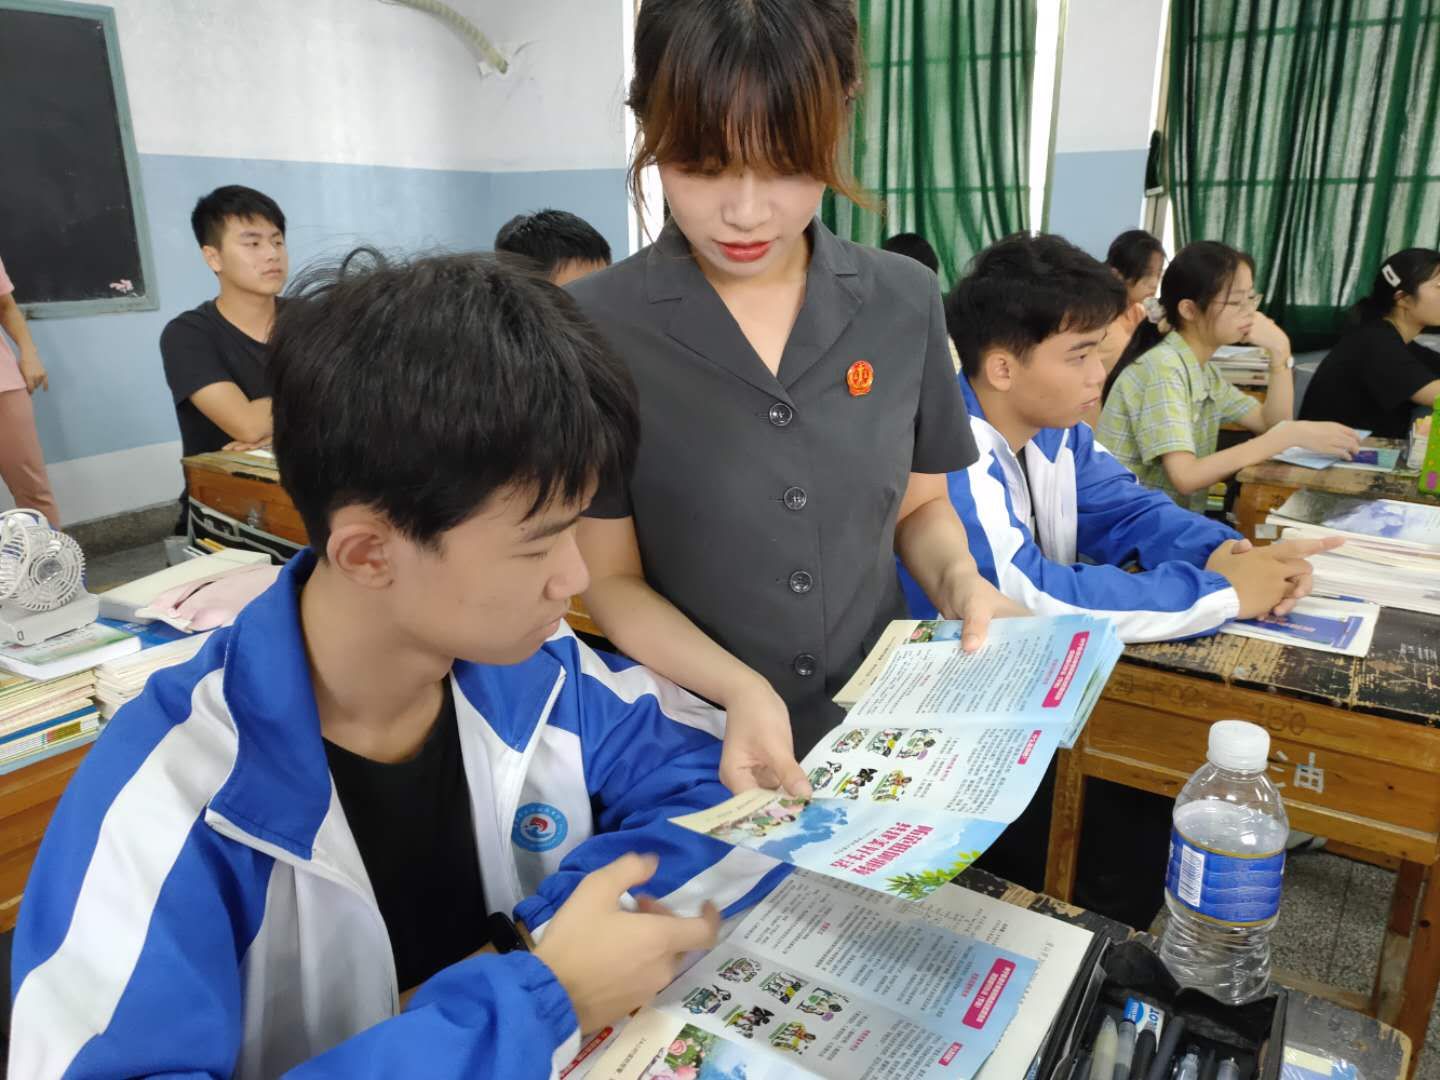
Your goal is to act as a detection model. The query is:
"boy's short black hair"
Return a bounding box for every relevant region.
[948,233,1127,378]
[269,249,638,554]
[881,232,940,275]
[191,185,286,249]
[494,210,613,276]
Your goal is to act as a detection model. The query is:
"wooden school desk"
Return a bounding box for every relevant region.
[181,451,607,637]
[1044,606,1440,1075]
[1232,437,1433,542]
[961,868,1412,1077]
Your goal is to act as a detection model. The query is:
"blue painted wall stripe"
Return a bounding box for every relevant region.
[23,153,627,463]
[1046,148,1149,259]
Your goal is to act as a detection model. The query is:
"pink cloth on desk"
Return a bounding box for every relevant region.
[0,255,24,394]
[141,564,282,632]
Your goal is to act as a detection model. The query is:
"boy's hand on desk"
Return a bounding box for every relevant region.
[934,565,1030,652]
[534,853,721,1034]
[1207,536,1345,619]
[719,679,811,798]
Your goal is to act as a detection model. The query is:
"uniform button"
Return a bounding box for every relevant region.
[768,402,794,427]
[788,570,814,594]
[783,485,808,511]
[792,652,818,677]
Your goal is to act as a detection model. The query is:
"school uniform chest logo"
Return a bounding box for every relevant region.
[513,802,569,852]
[846,360,874,397]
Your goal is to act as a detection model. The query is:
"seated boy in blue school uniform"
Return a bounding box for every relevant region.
[9,251,785,1079]
[899,232,1336,643]
[896,234,1336,928]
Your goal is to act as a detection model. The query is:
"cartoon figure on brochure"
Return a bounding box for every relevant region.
[769,1021,818,1055]
[796,986,848,1020]
[831,729,866,753]
[898,728,940,760]
[871,769,912,802]
[717,957,762,984]
[758,971,806,1005]
[807,760,844,790]
[866,728,906,756]
[834,767,877,799]
[680,984,733,1015]
[723,1004,775,1039]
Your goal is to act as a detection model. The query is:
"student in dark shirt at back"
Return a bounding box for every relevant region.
[1301,248,1440,438]
[160,185,288,460]
[494,208,612,286]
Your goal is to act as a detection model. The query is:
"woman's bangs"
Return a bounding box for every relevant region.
[642,32,847,184]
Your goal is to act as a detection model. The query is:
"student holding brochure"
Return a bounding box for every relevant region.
[10,252,787,1079]
[674,614,1123,902]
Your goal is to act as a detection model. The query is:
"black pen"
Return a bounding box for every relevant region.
[1144,1016,1186,1080]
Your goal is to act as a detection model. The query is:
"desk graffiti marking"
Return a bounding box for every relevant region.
[1270,750,1325,795]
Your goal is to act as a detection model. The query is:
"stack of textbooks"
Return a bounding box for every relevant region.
[0,621,140,681]
[1209,344,1270,386]
[95,630,213,720]
[1268,491,1440,615]
[0,670,101,776]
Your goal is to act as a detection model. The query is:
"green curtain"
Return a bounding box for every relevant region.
[1168,1,1440,349]
[822,0,1036,286]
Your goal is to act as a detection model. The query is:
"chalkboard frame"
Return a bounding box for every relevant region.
[2,0,158,319]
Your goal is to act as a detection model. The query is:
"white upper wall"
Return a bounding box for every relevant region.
[101,0,627,172]
[1053,0,1167,155]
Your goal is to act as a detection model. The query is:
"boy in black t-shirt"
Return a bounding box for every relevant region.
[160,185,288,458]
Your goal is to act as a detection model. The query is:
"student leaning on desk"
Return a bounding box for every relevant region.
[9,252,785,1079]
[1098,242,1361,511]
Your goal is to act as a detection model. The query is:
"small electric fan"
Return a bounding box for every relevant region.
[0,509,99,645]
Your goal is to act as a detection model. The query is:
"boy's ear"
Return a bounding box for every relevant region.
[326,509,396,589]
[201,244,224,275]
[982,348,1019,391]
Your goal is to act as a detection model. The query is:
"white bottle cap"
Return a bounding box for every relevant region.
[1207,720,1270,773]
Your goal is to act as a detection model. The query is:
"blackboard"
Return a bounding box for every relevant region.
[0,1,157,317]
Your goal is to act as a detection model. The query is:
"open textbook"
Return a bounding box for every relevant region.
[577,871,1095,1080]
[672,616,1123,902]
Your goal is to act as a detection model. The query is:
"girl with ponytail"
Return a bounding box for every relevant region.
[1299,248,1440,437]
[1097,241,1359,511]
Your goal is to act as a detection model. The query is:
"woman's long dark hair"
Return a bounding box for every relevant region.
[1104,241,1255,400]
[1352,248,1440,323]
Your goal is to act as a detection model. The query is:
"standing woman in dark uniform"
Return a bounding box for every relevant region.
[571,0,1025,794]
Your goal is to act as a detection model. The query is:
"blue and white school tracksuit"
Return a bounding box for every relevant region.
[10,551,785,1080]
[901,376,1243,642]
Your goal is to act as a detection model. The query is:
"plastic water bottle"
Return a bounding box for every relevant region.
[1159,720,1288,1003]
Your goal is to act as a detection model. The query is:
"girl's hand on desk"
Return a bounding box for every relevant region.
[719,679,812,798]
[933,565,1030,652]
[1275,420,1361,459]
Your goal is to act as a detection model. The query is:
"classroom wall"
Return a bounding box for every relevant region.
[1046,0,1167,258]
[7,0,629,525]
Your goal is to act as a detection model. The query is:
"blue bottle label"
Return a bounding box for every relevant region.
[1165,828,1285,925]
